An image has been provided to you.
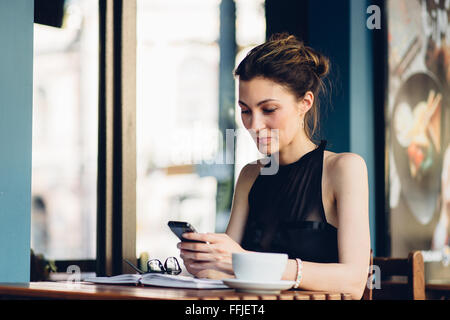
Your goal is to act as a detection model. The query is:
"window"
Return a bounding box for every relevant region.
[136,0,266,265]
[136,0,221,262]
[234,0,266,183]
[32,0,98,261]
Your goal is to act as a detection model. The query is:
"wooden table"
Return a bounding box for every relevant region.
[0,282,353,300]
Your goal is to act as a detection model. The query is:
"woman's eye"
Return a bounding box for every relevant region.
[240,109,275,114]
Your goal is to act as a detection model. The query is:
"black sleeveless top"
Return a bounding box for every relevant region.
[240,140,339,263]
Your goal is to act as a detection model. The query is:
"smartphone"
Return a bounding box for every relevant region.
[168,221,206,243]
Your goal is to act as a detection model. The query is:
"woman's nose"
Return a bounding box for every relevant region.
[249,113,266,132]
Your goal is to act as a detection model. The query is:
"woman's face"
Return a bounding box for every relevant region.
[238,77,307,155]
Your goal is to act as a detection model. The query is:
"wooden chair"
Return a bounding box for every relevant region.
[363,251,425,300]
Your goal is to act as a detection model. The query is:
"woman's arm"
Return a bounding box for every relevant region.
[282,153,371,300]
[226,162,261,242]
[178,162,260,278]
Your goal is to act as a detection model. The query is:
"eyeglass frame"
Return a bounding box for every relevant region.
[124,257,182,275]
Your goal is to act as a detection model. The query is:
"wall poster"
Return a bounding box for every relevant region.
[387,0,450,282]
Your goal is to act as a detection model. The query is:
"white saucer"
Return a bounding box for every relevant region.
[222,279,295,294]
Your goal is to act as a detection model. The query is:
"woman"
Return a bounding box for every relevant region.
[177,33,370,300]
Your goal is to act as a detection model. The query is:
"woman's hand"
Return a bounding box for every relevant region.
[177,232,247,279]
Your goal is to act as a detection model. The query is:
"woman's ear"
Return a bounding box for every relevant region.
[298,91,314,114]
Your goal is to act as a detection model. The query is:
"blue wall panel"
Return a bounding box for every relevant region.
[0,0,34,282]
[309,0,376,252]
[308,0,350,153]
[350,0,376,254]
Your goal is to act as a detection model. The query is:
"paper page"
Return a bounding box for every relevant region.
[84,273,142,284]
[140,273,229,289]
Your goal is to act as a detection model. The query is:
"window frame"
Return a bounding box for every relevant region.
[47,0,137,276]
[95,0,137,276]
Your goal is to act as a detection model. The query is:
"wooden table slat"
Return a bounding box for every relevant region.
[326,293,342,300]
[278,293,296,300]
[293,293,311,300]
[310,293,326,300]
[341,293,353,300]
[259,295,278,300]
[221,296,241,300]
[240,295,262,300]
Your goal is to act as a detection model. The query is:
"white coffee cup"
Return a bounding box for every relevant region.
[232,252,288,282]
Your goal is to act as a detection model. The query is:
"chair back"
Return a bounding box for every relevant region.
[365,251,425,300]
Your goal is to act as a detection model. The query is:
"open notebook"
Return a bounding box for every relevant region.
[84,273,229,289]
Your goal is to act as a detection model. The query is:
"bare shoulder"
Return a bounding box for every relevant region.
[324,151,368,185]
[236,159,266,188]
[325,151,367,171]
[240,159,265,175]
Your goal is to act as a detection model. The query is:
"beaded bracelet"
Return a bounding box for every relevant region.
[294,258,303,289]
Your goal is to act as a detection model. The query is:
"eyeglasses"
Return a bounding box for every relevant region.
[124,257,182,275]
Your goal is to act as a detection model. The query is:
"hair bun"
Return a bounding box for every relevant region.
[268,33,330,78]
[314,54,330,78]
[302,46,330,78]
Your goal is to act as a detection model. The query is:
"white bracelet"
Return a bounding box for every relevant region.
[294,258,303,289]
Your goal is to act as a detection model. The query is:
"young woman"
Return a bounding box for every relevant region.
[177,33,371,300]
